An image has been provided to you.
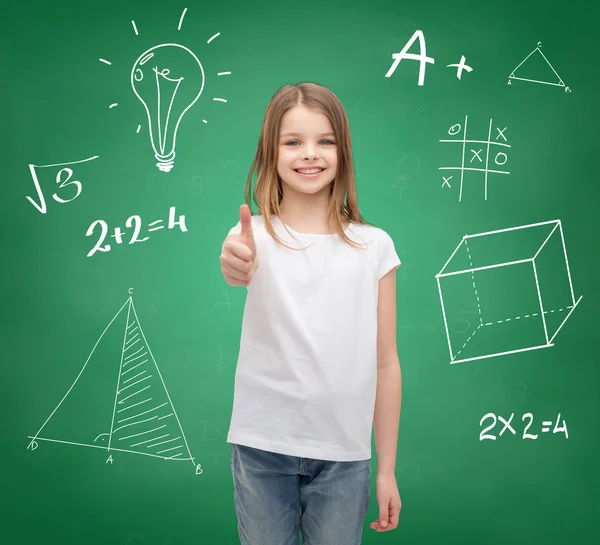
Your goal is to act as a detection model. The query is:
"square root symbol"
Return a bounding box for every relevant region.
[435,220,582,364]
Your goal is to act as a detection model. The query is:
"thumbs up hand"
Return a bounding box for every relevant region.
[220,204,259,287]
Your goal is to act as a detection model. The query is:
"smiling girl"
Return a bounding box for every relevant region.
[219,82,402,544]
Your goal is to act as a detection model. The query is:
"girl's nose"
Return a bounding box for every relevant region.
[303,145,318,160]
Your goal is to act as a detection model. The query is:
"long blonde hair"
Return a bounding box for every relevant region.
[242,82,376,251]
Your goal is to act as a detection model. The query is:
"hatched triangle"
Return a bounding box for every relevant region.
[27,293,195,467]
[509,46,565,87]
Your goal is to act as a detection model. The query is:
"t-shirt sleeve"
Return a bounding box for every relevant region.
[228,221,242,237]
[377,229,401,280]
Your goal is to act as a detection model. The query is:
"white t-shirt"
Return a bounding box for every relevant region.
[225,214,401,461]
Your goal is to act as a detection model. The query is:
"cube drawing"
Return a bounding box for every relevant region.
[435,219,582,364]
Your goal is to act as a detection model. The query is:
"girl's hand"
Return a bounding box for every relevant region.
[220,204,258,286]
[369,473,401,532]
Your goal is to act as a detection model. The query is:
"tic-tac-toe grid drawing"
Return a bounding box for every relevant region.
[439,115,511,201]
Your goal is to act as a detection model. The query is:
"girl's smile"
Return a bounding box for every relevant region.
[294,167,327,178]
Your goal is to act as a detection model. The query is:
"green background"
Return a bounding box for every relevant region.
[2,0,598,543]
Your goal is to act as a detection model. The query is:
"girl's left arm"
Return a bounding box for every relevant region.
[373,268,402,477]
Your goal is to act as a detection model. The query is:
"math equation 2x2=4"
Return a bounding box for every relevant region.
[479,413,568,441]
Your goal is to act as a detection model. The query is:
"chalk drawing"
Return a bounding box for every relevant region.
[479,412,568,440]
[86,206,187,257]
[26,156,99,214]
[385,30,472,86]
[385,30,434,86]
[436,220,582,364]
[446,55,473,80]
[99,9,232,171]
[508,42,570,92]
[27,290,199,472]
[439,115,510,201]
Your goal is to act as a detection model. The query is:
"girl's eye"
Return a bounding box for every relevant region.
[284,139,335,146]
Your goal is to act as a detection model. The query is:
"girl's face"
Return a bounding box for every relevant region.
[276,105,338,196]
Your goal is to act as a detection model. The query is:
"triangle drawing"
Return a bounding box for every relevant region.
[509,46,565,87]
[27,292,195,466]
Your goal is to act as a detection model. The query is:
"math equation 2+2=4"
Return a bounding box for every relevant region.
[479,413,568,441]
[86,206,187,257]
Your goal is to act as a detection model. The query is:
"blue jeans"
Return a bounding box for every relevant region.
[230,443,371,545]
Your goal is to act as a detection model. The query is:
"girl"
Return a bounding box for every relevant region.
[219,82,402,545]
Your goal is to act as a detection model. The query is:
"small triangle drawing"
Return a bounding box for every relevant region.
[509,46,565,87]
[27,293,195,466]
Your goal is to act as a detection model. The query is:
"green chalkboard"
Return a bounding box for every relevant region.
[3,0,599,544]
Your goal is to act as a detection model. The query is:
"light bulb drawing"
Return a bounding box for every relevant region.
[98,9,232,173]
[131,43,205,172]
